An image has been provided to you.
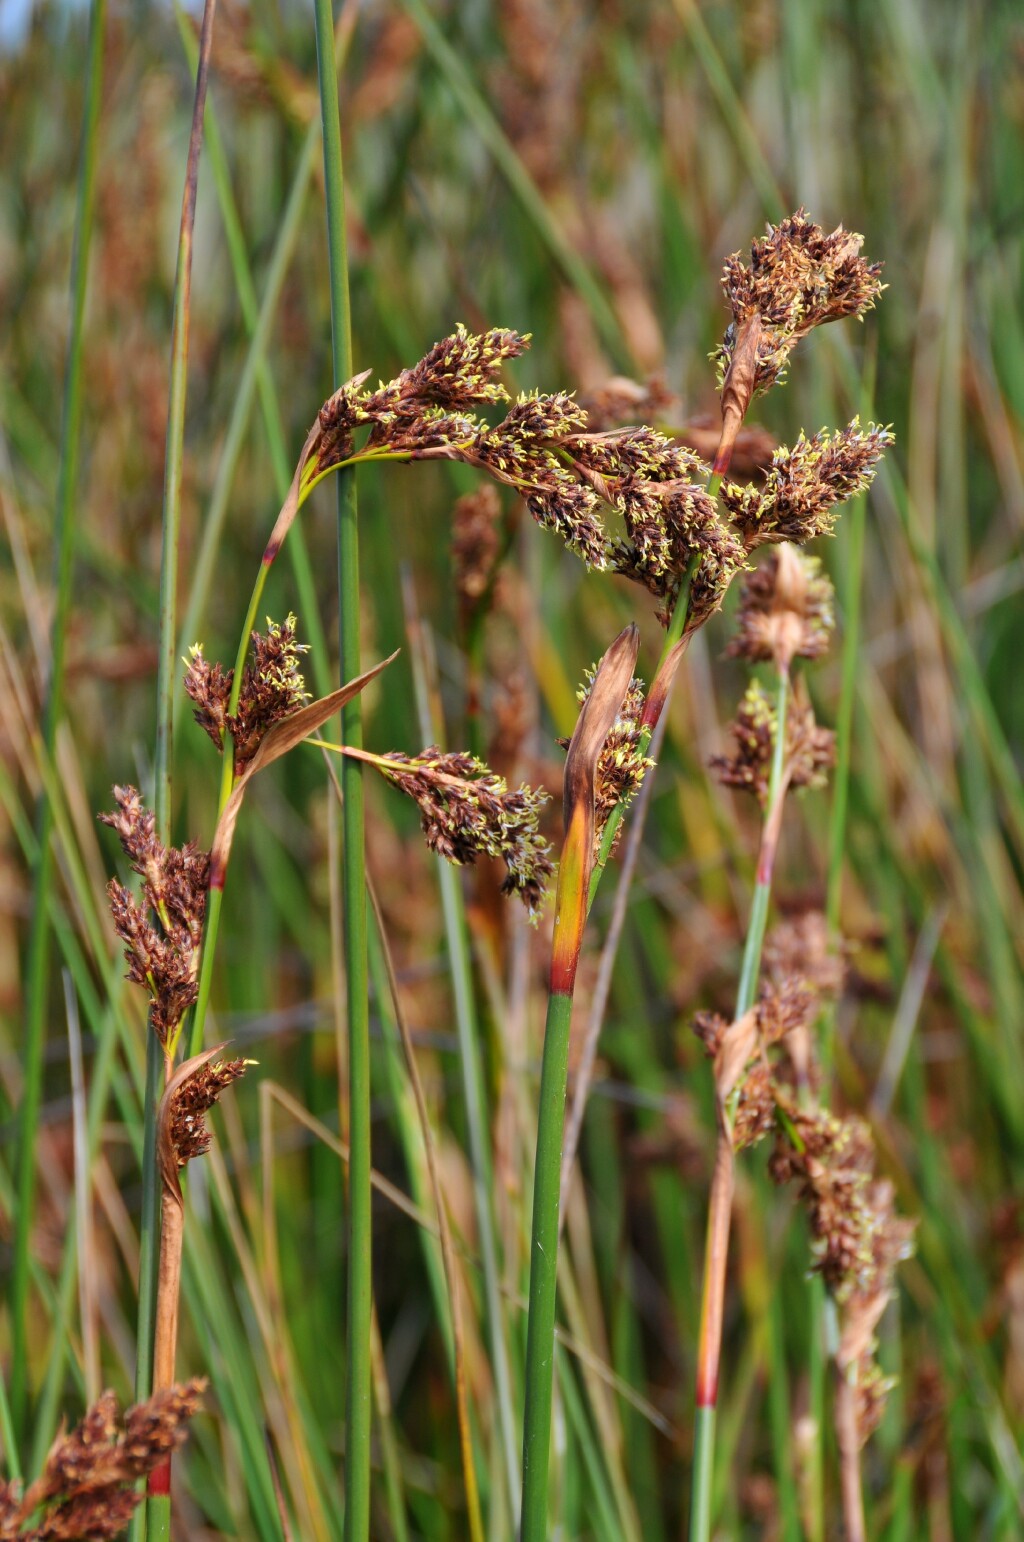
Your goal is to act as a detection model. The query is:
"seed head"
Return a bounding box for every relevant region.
[569,669,655,854]
[714,210,885,401]
[184,614,311,772]
[99,788,209,1049]
[165,1056,250,1168]
[711,679,836,806]
[722,419,893,551]
[727,545,835,670]
[1,1382,205,1539]
[376,748,554,916]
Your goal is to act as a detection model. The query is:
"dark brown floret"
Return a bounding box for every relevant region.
[713,210,885,400]
[727,545,835,669]
[722,420,893,552]
[99,788,209,1049]
[166,1057,249,1168]
[376,747,554,916]
[1,1381,205,1541]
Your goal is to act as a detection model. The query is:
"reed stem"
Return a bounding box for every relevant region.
[310,6,372,1535]
[520,988,574,1542]
[689,663,790,1542]
[140,1,218,1533]
[10,0,106,1434]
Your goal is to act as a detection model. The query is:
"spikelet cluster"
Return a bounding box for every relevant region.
[184,614,310,771]
[727,546,835,670]
[313,326,741,621]
[0,1382,204,1540]
[770,1101,916,1442]
[166,1057,250,1168]
[711,679,835,806]
[714,210,885,399]
[722,419,893,552]
[375,747,554,916]
[569,668,655,854]
[99,787,209,1049]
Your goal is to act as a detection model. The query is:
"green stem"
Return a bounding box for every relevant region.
[737,667,790,1017]
[689,1407,715,1542]
[688,665,790,1542]
[310,6,372,1537]
[10,0,105,1435]
[520,989,575,1542]
[403,578,520,1524]
[143,2,218,1535]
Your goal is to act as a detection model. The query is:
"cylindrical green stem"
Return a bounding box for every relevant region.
[310,6,371,1537]
[690,1406,716,1542]
[140,2,218,1535]
[520,988,574,1542]
[689,664,790,1542]
[11,0,105,1433]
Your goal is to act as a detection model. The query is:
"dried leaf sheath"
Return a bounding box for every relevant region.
[550,623,640,993]
[150,1048,248,1493]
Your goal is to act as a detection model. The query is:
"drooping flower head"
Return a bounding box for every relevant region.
[373,747,554,916]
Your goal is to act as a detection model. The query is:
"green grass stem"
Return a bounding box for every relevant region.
[10,0,106,1435]
[143,1,219,1534]
[309,5,373,1535]
[520,988,574,1542]
[689,663,789,1542]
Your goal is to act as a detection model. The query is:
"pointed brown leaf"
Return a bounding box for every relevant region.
[210,652,399,885]
[261,418,323,567]
[551,624,640,992]
[156,1043,229,1204]
[563,623,641,837]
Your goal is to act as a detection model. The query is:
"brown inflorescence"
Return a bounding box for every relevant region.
[311,327,741,626]
[713,210,885,403]
[770,1100,916,1443]
[727,545,835,671]
[184,613,310,772]
[165,1056,250,1168]
[99,788,209,1050]
[711,679,835,806]
[375,747,554,916]
[721,418,893,552]
[0,1381,205,1540]
[566,668,655,855]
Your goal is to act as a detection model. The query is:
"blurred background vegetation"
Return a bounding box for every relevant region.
[2,0,1024,1536]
